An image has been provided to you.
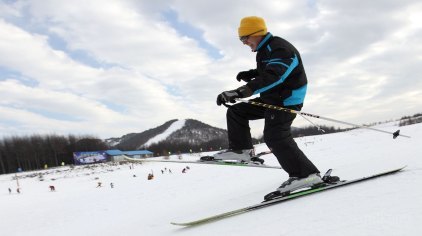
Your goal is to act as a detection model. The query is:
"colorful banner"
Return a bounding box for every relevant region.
[73,151,107,165]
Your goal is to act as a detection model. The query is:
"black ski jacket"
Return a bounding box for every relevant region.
[245,33,308,109]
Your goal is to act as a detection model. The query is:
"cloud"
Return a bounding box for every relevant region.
[0,0,421,140]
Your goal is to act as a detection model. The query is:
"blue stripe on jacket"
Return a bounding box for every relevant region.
[256,33,272,51]
[253,54,299,95]
[283,84,307,106]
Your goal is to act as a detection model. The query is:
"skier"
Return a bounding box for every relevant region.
[214,16,322,197]
[148,173,154,180]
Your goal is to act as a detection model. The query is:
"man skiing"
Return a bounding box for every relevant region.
[213,16,323,197]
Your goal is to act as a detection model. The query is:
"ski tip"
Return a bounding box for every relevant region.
[388,165,407,173]
[171,222,191,227]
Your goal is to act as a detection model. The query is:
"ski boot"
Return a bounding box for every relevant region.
[264,173,323,201]
[200,149,255,163]
[264,169,341,201]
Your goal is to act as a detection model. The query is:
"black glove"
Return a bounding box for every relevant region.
[216,86,253,106]
[216,90,240,106]
[236,69,257,82]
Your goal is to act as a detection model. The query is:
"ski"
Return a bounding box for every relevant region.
[171,166,406,226]
[124,151,281,169]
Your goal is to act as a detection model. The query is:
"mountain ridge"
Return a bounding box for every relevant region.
[105,119,228,152]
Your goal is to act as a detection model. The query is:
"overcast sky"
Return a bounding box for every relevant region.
[0,0,421,139]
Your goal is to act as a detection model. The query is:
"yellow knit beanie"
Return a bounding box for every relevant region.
[238,16,267,37]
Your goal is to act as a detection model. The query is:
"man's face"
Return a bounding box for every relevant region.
[241,35,263,52]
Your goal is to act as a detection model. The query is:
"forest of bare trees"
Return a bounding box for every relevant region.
[0,134,108,175]
[399,113,422,126]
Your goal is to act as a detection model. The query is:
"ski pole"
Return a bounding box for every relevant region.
[235,99,410,139]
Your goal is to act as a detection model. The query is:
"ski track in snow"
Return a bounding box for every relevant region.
[0,123,421,236]
[143,119,186,147]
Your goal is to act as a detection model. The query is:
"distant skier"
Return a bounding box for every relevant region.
[8,188,12,194]
[147,173,154,180]
[96,182,102,188]
[49,185,56,191]
[182,168,186,174]
[16,188,20,194]
[213,16,322,199]
[110,183,114,188]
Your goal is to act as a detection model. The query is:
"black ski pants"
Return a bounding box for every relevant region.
[226,99,319,178]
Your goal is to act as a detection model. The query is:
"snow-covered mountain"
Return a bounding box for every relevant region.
[105,119,228,151]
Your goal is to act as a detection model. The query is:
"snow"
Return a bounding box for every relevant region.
[1,123,421,236]
[142,119,186,147]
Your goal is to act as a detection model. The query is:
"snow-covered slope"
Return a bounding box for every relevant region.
[142,119,186,147]
[1,123,421,236]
